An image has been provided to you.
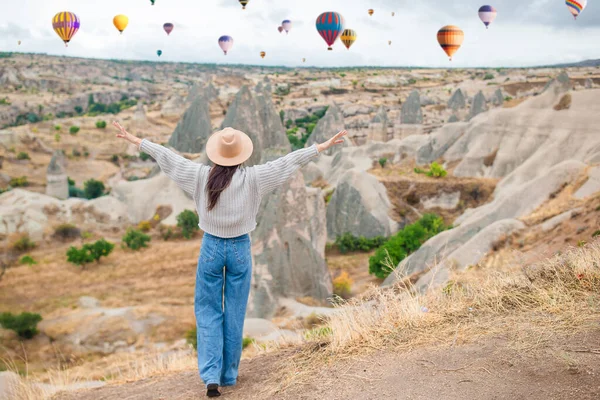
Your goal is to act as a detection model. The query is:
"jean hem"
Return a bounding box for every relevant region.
[221,380,237,387]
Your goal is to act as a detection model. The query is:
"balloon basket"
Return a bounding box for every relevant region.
[327,47,332,51]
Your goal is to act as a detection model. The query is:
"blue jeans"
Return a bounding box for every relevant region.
[194,232,252,387]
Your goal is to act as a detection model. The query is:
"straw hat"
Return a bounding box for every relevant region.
[205,127,254,166]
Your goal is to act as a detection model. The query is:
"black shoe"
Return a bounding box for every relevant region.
[207,383,221,398]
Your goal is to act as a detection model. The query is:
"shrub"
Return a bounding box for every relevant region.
[279,110,285,123]
[54,125,61,131]
[66,239,114,267]
[69,126,80,135]
[177,210,199,239]
[16,152,30,160]
[369,214,448,279]
[427,162,447,178]
[139,152,152,161]
[0,312,42,339]
[186,327,197,350]
[111,154,119,164]
[74,106,83,114]
[137,220,152,232]
[122,228,151,250]
[95,120,107,129]
[9,176,28,187]
[333,271,353,299]
[67,177,75,186]
[72,149,81,157]
[242,337,255,349]
[554,93,572,111]
[11,233,36,252]
[504,96,513,102]
[334,232,386,254]
[83,178,105,199]
[161,227,173,241]
[483,73,494,80]
[53,223,81,241]
[69,185,86,198]
[19,255,37,266]
[378,158,388,168]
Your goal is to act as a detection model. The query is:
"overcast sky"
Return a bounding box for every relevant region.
[1,0,599,68]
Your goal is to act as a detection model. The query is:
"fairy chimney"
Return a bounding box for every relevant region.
[46,150,68,199]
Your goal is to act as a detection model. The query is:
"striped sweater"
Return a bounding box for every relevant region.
[139,139,320,238]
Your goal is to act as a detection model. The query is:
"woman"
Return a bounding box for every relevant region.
[112,121,346,397]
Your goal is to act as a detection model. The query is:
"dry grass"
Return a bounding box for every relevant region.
[271,241,600,392]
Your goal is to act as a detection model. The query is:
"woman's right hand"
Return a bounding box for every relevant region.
[317,130,347,153]
[112,121,142,148]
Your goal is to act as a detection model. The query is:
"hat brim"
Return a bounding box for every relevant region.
[205,129,254,166]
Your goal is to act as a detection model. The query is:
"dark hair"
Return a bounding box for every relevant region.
[206,164,239,211]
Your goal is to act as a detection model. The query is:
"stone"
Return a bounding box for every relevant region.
[415,123,466,166]
[540,209,581,232]
[168,96,212,153]
[284,108,309,123]
[469,91,488,119]
[305,103,349,156]
[448,114,459,123]
[585,78,593,89]
[342,104,374,118]
[326,168,399,240]
[447,88,466,110]
[242,318,278,338]
[420,191,461,210]
[401,90,423,124]
[491,88,504,106]
[0,371,20,400]
[161,95,185,118]
[46,150,68,200]
[369,105,389,142]
[574,166,600,199]
[248,170,331,319]
[78,296,100,309]
[0,130,18,147]
[132,102,146,122]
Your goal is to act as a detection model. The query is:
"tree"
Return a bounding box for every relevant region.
[83,179,105,199]
[177,210,199,239]
[0,312,43,339]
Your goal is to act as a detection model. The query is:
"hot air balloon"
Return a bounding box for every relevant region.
[239,0,249,10]
[391,12,395,16]
[113,15,129,34]
[316,12,344,50]
[566,0,587,19]
[52,12,80,47]
[437,25,464,61]
[388,40,392,45]
[157,50,162,57]
[150,0,155,4]
[18,40,21,45]
[340,29,357,50]
[368,9,374,16]
[278,26,284,33]
[163,23,174,35]
[282,20,292,34]
[260,51,266,59]
[478,5,497,29]
[218,35,234,55]
[302,58,306,63]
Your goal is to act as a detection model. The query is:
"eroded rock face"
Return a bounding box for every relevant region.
[306,103,348,156]
[448,89,466,110]
[369,105,389,142]
[168,95,212,153]
[46,150,68,200]
[491,88,504,106]
[469,91,488,119]
[326,168,398,240]
[401,90,423,124]
[248,170,331,319]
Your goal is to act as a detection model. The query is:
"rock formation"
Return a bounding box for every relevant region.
[584,78,593,89]
[491,88,504,106]
[448,114,459,123]
[132,102,146,122]
[46,150,68,200]
[168,95,212,153]
[401,90,423,124]
[469,91,488,119]
[305,103,348,156]
[368,106,389,142]
[326,168,399,240]
[161,95,185,118]
[447,88,466,110]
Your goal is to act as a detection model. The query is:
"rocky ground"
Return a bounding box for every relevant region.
[1,52,600,399]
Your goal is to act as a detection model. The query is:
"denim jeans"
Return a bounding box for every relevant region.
[194,232,252,387]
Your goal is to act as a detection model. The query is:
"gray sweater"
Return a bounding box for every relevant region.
[139,139,320,238]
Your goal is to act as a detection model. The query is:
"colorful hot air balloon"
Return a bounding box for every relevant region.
[302,58,306,63]
[340,29,357,50]
[566,0,587,19]
[18,40,21,45]
[157,50,162,57]
[218,35,234,55]
[391,12,395,17]
[260,51,266,59]
[368,9,374,16]
[163,23,174,35]
[278,26,284,33]
[478,5,497,29]
[150,0,155,4]
[437,25,464,61]
[282,20,292,34]
[239,0,249,10]
[113,15,129,34]
[388,40,392,45]
[316,12,344,50]
[52,12,80,47]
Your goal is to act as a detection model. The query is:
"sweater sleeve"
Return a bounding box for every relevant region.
[253,144,320,197]
[139,139,204,198]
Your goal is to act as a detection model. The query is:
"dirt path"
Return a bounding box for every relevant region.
[54,330,600,400]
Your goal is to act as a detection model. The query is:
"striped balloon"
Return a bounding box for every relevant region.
[218,35,234,55]
[52,12,80,47]
[282,20,292,33]
[316,12,344,50]
[437,25,464,61]
[478,5,497,29]
[566,0,587,19]
[340,29,357,50]
[239,0,249,10]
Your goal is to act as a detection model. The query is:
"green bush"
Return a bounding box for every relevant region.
[242,337,255,349]
[186,327,197,350]
[53,223,81,241]
[0,312,42,339]
[177,210,199,239]
[111,154,119,164]
[9,176,28,187]
[369,214,448,279]
[483,73,495,80]
[379,158,388,168]
[122,228,151,250]
[67,177,76,186]
[68,185,86,198]
[69,126,80,135]
[279,110,285,124]
[16,152,30,160]
[54,125,61,131]
[74,106,83,114]
[19,255,37,266]
[334,233,386,254]
[427,162,447,178]
[66,239,114,267]
[139,152,151,161]
[95,120,107,129]
[72,149,81,157]
[83,178,105,199]
[11,234,36,252]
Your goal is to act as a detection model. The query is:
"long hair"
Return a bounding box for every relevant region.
[205,164,239,211]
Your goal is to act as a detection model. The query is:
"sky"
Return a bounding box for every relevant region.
[1,0,599,68]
